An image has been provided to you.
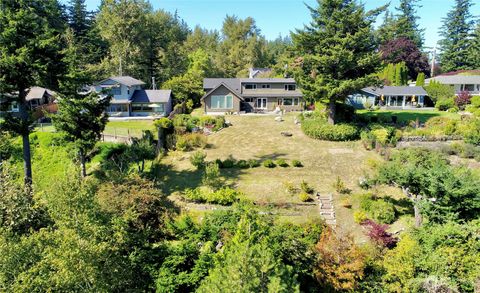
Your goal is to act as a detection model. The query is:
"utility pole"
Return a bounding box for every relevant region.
[430,45,437,77]
[152,77,156,90]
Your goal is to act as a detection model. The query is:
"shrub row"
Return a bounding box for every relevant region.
[214,157,303,169]
[183,187,241,205]
[173,114,226,132]
[302,118,360,141]
[176,133,207,151]
[439,142,480,161]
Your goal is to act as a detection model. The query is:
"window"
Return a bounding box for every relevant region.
[245,98,254,103]
[283,98,293,106]
[108,104,128,112]
[285,84,296,91]
[10,102,19,112]
[245,84,257,90]
[293,98,299,106]
[464,84,475,91]
[261,84,271,89]
[127,88,130,95]
[211,95,233,109]
[109,86,121,96]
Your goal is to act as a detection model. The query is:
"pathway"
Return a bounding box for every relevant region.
[318,193,336,226]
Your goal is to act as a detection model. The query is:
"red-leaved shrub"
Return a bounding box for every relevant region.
[361,219,398,249]
[455,91,472,110]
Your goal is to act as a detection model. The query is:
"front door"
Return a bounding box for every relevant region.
[256,98,267,109]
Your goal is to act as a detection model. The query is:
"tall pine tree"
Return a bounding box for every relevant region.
[469,21,480,69]
[438,0,475,73]
[0,0,66,186]
[395,0,424,48]
[67,0,91,37]
[292,0,382,124]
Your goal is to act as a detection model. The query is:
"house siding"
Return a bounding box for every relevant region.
[204,86,241,113]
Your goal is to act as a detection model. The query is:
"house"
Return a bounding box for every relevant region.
[347,86,430,109]
[202,78,304,114]
[93,76,173,117]
[424,75,480,96]
[0,86,58,120]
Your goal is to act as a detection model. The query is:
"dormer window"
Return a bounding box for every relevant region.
[285,84,296,91]
[245,84,257,90]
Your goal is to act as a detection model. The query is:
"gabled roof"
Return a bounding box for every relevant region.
[239,78,296,83]
[425,75,480,85]
[203,78,242,94]
[201,82,244,101]
[25,86,57,101]
[361,86,427,96]
[131,89,172,103]
[97,76,146,87]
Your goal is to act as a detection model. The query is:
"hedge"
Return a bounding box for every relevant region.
[302,119,360,141]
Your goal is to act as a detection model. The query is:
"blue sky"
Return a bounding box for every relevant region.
[77,0,479,49]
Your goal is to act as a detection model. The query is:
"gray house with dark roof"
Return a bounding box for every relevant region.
[202,78,304,114]
[93,76,172,117]
[348,86,431,109]
[424,75,480,96]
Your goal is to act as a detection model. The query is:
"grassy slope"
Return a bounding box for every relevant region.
[357,109,460,123]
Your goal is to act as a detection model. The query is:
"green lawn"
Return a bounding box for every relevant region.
[357,109,460,123]
[34,120,156,137]
[157,113,393,238]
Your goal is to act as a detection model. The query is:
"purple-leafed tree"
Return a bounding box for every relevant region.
[380,37,430,80]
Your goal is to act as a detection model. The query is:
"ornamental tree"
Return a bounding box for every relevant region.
[380,37,430,79]
[291,0,383,124]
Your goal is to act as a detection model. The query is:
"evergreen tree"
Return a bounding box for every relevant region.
[415,72,425,86]
[53,30,110,177]
[0,0,66,186]
[394,0,424,48]
[469,21,480,69]
[292,0,383,124]
[376,10,397,45]
[67,0,91,37]
[438,0,475,73]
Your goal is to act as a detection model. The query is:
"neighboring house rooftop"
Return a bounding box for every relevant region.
[25,86,57,101]
[248,68,272,78]
[425,75,480,85]
[131,90,172,103]
[362,86,427,96]
[97,76,146,87]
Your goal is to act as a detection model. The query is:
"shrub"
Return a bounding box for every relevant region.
[341,197,352,208]
[299,192,313,202]
[202,162,221,188]
[173,114,191,127]
[300,180,314,194]
[154,117,173,129]
[360,131,376,150]
[455,91,471,110]
[463,119,480,145]
[220,156,236,168]
[183,188,205,202]
[190,151,206,169]
[175,133,207,151]
[276,159,289,167]
[435,97,455,111]
[213,116,226,131]
[369,200,396,224]
[302,119,360,141]
[199,116,216,127]
[333,176,350,194]
[291,160,303,167]
[236,159,250,169]
[283,182,299,196]
[353,211,368,224]
[206,187,240,205]
[263,159,276,168]
[247,159,261,168]
[361,219,398,248]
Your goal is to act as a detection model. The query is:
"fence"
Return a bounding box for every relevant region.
[34,123,144,144]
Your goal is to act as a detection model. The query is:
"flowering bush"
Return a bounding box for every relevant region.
[455,91,471,110]
[361,219,398,249]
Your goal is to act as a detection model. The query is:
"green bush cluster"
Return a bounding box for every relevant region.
[190,151,206,169]
[359,194,396,224]
[302,119,360,141]
[275,159,289,167]
[440,142,480,161]
[172,114,226,133]
[263,159,276,168]
[300,180,314,194]
[361,124,400,149]
[299,192,313,202]
[183,187,241,205]
[291,160,303,167]
[176,133,207,151]
[214,157,261,169]
[463,119,480,145]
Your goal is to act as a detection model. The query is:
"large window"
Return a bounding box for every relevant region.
[283,98,293,105]
[109,86,121,96]
[132,103,165,112]
[211,95,233,109]
[464,84,475,91]
[108,104,128,112]
[261,84,271,89]
[245,84,257,90]
[285,84,296,91]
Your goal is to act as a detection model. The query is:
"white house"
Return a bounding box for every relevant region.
[93,76,173,117]
[348,86,430,109]
[424,75,480,96]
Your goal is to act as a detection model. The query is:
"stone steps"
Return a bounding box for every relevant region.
[317,193,336,227]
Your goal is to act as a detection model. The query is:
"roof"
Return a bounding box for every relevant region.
[97,76,146,87]
[201,82,244,101]
[239,78,296,83]
[425,75,480,85]
[131,89,172,103]
[361,86,427,96]
[203,78,242,94]
[25,87,57,101]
